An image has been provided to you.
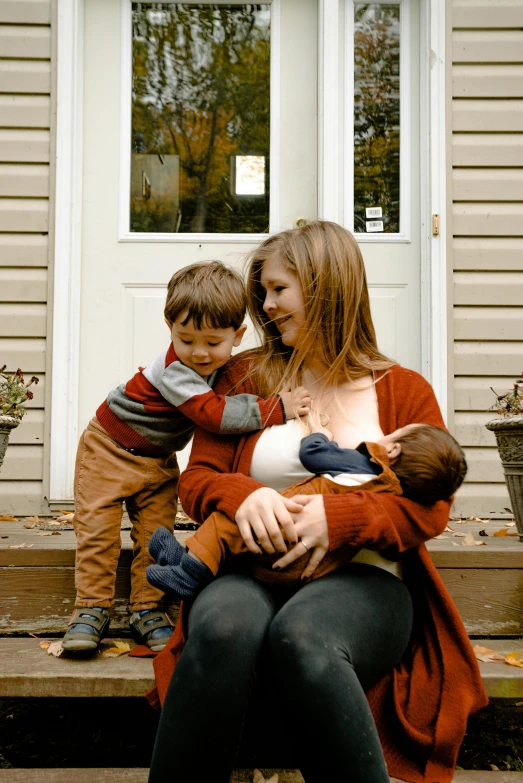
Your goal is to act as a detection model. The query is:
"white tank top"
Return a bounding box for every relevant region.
[249,419,402,579]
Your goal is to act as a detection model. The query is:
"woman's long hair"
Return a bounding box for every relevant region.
[243,220,396,397]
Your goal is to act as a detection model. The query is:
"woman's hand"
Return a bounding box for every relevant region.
[272,494,329,579]
[235,487,303,555]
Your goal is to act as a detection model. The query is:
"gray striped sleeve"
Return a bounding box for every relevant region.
[143,353,212,407]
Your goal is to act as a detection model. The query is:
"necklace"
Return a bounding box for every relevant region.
[319,413,331,426]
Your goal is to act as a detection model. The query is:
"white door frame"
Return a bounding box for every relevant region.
[50,0,448,503]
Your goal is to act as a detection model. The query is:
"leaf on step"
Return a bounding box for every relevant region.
[504,507,513,514]
[39,642,50,650]
[46,640,64,657]
[493,528,508,536]
[0,515,17,521]
[57,508,73,515]
[0,535,7,539]
[47,520,61,526]
[37,531,63,536]
[444,525,454,532]
[505,653,523,669]
[507,521,516,527]
[253,771,279,783]
[7,543,34,548]
[55,513,74,523]
[434,534,449,539]
[452,532,467,537]
[472,645,505,663]
[24,515,40,525]
[490,765,500,771]
[101,641,131,658]
[462,532,486,546]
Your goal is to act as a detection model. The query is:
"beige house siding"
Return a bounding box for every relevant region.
[451,0,523,516]
[0,0,52,514]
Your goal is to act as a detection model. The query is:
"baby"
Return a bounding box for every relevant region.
[147,422,467,595]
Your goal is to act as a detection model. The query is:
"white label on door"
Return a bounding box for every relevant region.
[366,220,384,232]
[366,207,382,218]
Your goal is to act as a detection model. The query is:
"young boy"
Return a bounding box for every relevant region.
[146,421,467,594]
[62,261,310,653]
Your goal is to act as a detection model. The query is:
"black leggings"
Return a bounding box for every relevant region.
[148,564,413,783]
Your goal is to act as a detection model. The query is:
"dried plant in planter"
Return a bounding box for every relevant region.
[0,366,39,421]
[490,376,523,417]
[486,372,523,541]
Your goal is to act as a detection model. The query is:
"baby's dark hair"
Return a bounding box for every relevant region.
[164,261,246,330]
[393,424,467,506]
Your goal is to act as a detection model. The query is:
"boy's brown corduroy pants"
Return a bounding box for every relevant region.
[73,418,179,611]
[185,442,402,584]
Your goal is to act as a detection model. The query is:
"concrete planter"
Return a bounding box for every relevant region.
[0,415,20,472]
[486,416,523,542]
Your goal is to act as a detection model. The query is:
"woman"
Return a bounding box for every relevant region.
[148,222,487,783]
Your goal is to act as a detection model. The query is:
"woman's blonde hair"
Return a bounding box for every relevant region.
[244,220,396,396]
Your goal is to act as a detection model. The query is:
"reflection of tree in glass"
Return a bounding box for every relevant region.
[131,3,270,233]
[354,4,400,233]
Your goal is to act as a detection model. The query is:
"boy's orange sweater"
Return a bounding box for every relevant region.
[150,360,488,783]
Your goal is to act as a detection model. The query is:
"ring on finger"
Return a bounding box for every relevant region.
[299,539,309,552]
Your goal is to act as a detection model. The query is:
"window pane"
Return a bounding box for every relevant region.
[131,3,271,234]
[353,4,400,234]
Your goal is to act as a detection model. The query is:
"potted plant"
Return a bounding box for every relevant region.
[0,366,39,472]
[486,375,523,542]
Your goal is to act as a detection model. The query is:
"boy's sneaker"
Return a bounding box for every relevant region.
[62,607,110,652]
[129,608,173,652]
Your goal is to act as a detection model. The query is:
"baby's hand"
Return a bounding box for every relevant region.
[280,386,311,420]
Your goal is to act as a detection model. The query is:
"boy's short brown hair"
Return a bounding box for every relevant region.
[164,261,246,330]
[393,425,467,506]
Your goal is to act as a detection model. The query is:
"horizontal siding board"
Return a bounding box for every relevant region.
[454,376,515,411]
[452,483,511,519]
[455,412,498,447]
[7,410,44,445]
[0,268,47,302]
[0,481,44,515]
[453,134,523,166]
[464,448,504,483]
[0,235,48,267]
[453,66,523,99]
[453,169,523,202]
[0,130,49,163]
[0,303,46,336]
[0,95,50,129]
[454,307,523,340]
[0,164,49,197]
[454,341,523,375]
[453,30,523,63]
[0,1,51,25]
[0,61,50,95]
[0,338,46,373]
[0,25,51,59]
[0,445,43,480]
[0,199,48,233]
[453,100,523,132]
[453,203,523,236]
[454,272,523,305]
[453,238,523,270]
[452,4,523,29]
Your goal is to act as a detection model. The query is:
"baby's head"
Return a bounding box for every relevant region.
[165,261,247,377]
[378,424,467,505]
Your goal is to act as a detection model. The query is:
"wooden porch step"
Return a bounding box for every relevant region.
[0,769,522,782]
[1,519,523,636]
[0,637,521,699]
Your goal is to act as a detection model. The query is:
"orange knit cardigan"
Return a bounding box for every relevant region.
[150,360,488,783]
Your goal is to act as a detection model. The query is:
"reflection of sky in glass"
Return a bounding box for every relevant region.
[236,156,265,195]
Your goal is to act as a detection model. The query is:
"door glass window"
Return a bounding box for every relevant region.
[131,3,271,234]
[353,3,400,234]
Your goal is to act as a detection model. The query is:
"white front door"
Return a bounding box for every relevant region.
[75,0,422,478]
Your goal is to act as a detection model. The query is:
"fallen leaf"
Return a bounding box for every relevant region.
[505,653,523,669]
[253,771,279,783]
[39,642,50,649]
[493,528,508,537]
[479,530,488,536]
[46,640,64,657]
[490,765,500,771]
[47,520,61,526]
[507,522,516,527]
[0,514,17,521]
[451,542,460,546]
[56,508,73,515]
[0,535,8,539]
[470,517,484,523]
[444,525,454,532]
[462,533,486,546]
[55,513,74,523]
[101,640,131,658]
[23,523,36,529]
[435,535,449,540]
[452,532,467,537]
[504,507,513,514]
[24,515,39,525]
[7,543,33,549]
[472,645,505,663]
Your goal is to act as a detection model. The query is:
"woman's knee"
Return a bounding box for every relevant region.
[268,607,336,685]
[188,575,276,655]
